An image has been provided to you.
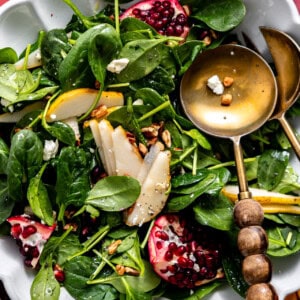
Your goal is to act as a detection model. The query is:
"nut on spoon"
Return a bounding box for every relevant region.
[180,44,278,299]
[260,26,300,159]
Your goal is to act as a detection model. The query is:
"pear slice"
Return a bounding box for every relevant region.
[98,119,116,176]
[14,48,42,70]
[125,150,171,227]
[89,119,110,174]
[0,101,44,123]
[137,142,163,184]
[222,185,300,205]
[112,125,143,178]
[46,88,124,122]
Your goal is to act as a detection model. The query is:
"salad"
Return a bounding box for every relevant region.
[1,0,300,299]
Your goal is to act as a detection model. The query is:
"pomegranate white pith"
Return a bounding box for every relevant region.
[120,0,190,39]
[148,214,224,288]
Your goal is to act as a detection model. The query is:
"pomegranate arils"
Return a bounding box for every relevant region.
[120,0,190,39]
[22,225,37,238]
[148,213,224,288]
[7,215,55,268]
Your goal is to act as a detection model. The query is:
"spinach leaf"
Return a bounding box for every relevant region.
[193,193,234,231]
[56,146,91,218]
[58,26,100,91]
[27,163,54,226]
[130,66,175,94]
[0,137,9,174]
[88,24,122,85]
[172,40,205,76]
[7,129,43,202]
[85,176,141,211]
[30,257,60,300]
[64,256,119,300]
[222,246,248,298]
[267,225,300,257]
[0,47,18,64]
[191,0,246,32]
[116,39,167,82]
[167,172,217,211]
[45,121,76,146]
[41,29,71,80]
[257,150,289,190]
[0,179,13,225]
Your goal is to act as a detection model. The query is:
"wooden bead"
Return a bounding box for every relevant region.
[234,198,264,228]
[246,283,278,300]
[242,254,272,285]
[238,226,268,256]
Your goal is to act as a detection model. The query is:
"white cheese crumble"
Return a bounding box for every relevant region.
[43,139,59,161]
[106,58,129,74]
[207,75,224,95]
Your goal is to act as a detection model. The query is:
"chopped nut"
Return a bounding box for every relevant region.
[116,264,125,275]
[124,266,140,276]
[202,36,212,46]
[141,126,159,138]
[221,93,233,106]
[161,129,171,148]
[223,76,234,87]
[107,239,122,255]
[90,104,108,119]
[139,142,148,156]
[63,223,78,231]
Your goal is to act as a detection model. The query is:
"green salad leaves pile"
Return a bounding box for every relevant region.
[1,0,300,299]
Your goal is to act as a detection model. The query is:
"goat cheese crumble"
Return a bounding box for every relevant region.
[207,75,224,95]
[107,58,130,74]
[43,139,59,161]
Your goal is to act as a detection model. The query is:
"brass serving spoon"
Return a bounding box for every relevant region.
[180,44,278,299]
[260,26,300,159]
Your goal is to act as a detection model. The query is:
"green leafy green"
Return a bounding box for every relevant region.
[85,176,141,211]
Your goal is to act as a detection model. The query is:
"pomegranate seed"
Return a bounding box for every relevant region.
[155,20,164,30]
[54,269,65,282]
[199,266,208,276]
[11,224,22,238]
[174,25,184,36]
[164,250,173,261]
[160,268,168,273]
[132,8,141,16]
[22,225,37,238]
[175,272,184,280]
[177,256,188,268]
[167,264,177,273]
[154,1,162,7]
[28,246,40,258]
[156,241,163,249]
[176,13,187,25]
[166,26,175,35]
[152,12,160,20]
[168,242,177,252]
[175,245,186,256]
[166,214,176,223]
[168,275,177,285]
[162,1,171,8]
[155,230,169,240]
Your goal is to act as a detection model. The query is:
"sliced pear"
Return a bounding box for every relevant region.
[14,48,42,70]
[112,125,143,178]
[137,142,163,184]
[46,88,124,122]
[62,117,81,141]
[89,119,110,174]
[98,119,116,176]
[222,185,300,205]
[0,101,44,123]
[125,150,171,226]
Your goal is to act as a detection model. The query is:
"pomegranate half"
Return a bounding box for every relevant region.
[148,213,224,288]
[120,0,190,39]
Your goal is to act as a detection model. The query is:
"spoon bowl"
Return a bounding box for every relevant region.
[260,27,300,159]
[180,44,277,140]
